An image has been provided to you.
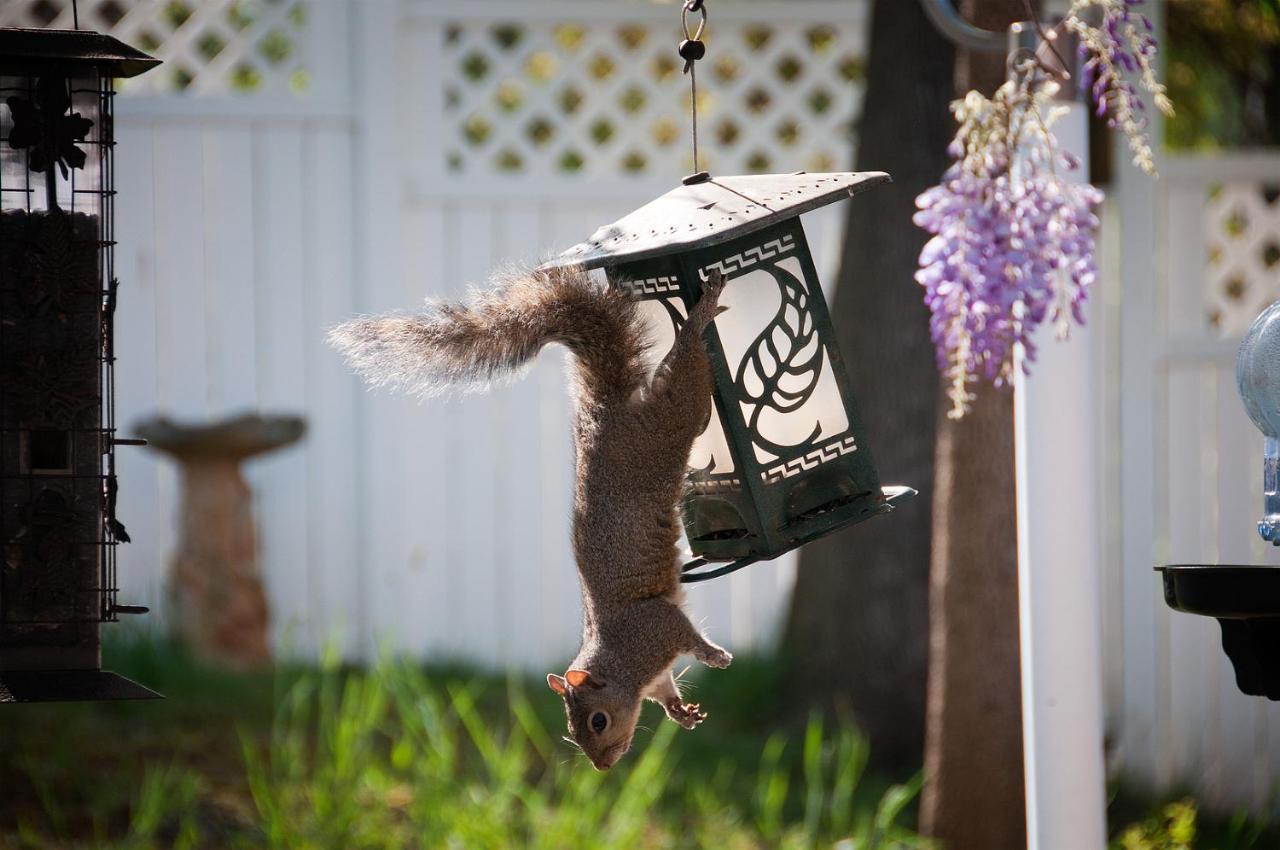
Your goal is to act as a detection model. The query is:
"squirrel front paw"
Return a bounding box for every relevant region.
[701,269,725,300]
[689,271,727,331]
[665,698,708,730]
[695,643,733,669]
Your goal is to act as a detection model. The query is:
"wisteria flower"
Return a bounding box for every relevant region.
[915,0,1168,417]
[1066,0,1174,176]
[916,80,1103,418]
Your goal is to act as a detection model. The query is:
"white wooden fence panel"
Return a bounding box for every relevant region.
[200,128,259,413]
[108,110,361,657]
[1112,151,1280,813]
[112,124,166,620]
[303,129,362,659]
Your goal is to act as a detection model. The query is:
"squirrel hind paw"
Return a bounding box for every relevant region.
[696,646,733,669]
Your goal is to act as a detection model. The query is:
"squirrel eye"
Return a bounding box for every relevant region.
[590,712,608,733]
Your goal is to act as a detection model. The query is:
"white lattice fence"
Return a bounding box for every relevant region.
[1206,179,1280,336]
[424,1,867,180]
[0,0,310,96]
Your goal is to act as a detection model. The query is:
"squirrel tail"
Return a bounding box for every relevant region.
[328,264,650,402]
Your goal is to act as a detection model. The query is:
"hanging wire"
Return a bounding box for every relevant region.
[680,0,708,175]
[72,0,80,30]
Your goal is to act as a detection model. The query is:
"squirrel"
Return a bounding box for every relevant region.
[329,263,733,771]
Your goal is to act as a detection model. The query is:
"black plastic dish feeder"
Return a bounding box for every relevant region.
[1157,565,1280,700]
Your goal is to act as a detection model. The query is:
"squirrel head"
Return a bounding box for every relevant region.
[547,669,641,771]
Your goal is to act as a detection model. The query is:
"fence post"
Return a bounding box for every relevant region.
[1013,21,1109,850]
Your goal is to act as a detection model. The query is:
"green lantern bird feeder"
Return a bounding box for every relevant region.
[543,0,913,583]
[0,24,160,702]
[548,172,915,583]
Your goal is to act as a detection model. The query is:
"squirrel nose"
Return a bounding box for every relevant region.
[592,759,611,772]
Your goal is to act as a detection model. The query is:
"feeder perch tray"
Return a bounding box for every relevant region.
[681,484,916,582]
[1157,565,1280,700]
[0,670,162,703]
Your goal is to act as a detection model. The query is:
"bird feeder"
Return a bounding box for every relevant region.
[548,171,915,581]
[1160,299,1280,700]
[0,27,160,702]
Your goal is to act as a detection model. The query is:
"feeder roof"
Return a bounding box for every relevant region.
[548,171,890,271]
[0,28,160,78]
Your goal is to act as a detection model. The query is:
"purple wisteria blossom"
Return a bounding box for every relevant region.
[915,85,1103,418]
[915,0,1169,417]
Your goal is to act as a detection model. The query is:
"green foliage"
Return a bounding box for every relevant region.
[235,657,931,850]
[123,765,204,850]
[4,636,1276,849]
[1113,800,1197,850]
[0,636,928,849]
[1107,787,1280,850]
[1167,0,1280,148]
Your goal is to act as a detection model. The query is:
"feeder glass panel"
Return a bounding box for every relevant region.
[1,70,104,214]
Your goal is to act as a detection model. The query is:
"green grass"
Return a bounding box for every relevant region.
[0,635,929,850]
[1107,785,1280,850]
[3,635,1277,849]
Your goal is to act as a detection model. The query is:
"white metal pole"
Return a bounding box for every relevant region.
[1012,23,1109,850]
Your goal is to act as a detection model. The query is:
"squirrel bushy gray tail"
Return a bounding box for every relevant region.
[328,265,650,402]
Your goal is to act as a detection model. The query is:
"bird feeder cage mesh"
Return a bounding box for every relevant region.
[0,59,121,670]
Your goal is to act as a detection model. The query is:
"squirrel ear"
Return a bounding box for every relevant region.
[547,673,568,695]
[565,669,602,689]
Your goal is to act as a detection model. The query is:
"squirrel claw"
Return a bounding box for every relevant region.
[666,698,708,729]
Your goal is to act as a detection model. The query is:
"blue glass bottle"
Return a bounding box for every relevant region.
[1237,300,1280,544]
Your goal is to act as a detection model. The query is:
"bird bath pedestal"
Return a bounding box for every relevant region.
[136,414,305,669]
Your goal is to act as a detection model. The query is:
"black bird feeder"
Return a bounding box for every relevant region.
[1159,299,1280,700]
[0,26,160,702]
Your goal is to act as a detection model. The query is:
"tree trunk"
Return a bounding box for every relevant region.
[781,0,954,775]
[920,2,1030,847]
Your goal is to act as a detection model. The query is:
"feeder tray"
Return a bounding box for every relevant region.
[0,669,161,703]
[1157,565,1280,700]
[681,484,915,582]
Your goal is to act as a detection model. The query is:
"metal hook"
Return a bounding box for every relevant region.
[917,0,1005,52]
[681,2,707,42]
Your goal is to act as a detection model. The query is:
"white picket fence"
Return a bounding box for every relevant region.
[4,0,1279,816]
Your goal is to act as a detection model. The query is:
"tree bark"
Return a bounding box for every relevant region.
[919,1,1030,847]
[781,0,954,775]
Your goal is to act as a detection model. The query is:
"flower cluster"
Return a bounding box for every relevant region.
[915,0,1168,417]
[1066,0,1174,176]
[915,82,1103,418]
